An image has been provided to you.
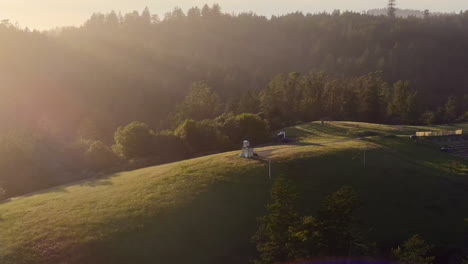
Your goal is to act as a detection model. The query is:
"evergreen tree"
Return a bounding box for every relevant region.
[236,91,261,114]
[141,7,151,24]
[393,235,434,264]
[444,96,459,122]
[341,87,358,121]
[211,4,222,16]
[187,7,202,18]
[176,81,222,122]
[316,186,362,256]
[106,11,120,27]
[424,9,430,19]
[463,94,468,113]
[359,74,384,123]
[253,176,302,264]
[389,81,419,124]
[201,4,211,17]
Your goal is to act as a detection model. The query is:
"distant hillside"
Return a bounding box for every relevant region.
[2,7,468,144]
[0,121,467,264]
[367,8,447,18]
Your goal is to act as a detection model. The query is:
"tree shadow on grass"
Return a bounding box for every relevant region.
[79,179,113,187]
[1,175,119,204]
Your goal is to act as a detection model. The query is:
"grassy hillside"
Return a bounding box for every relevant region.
[0,122,467,264]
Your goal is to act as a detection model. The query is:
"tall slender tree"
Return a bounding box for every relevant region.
[253,176,302,264]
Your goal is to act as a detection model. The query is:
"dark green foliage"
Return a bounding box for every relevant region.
[421,111,436,125]
[153,131,188,161]
[176,81,222,122]
[113,122,156,159]
[217,113,270,146]
[0,131,71,197]
[236,91,261,114]
[445,96,459,123]
[254,184,373,262]
[260,72,306,128]
[435,107,447,124]
[174,113,270,154]
[175,119,230,154]
[460,112,468,122]
[253,176,303,264]
[393,235,434,264]
[289,216,321,258]
[259,71,425,127]
[315,186,363,256]
[463,95,468,112]
[358,73,385,123]
[388,81,420,124]
[84,141,118,171]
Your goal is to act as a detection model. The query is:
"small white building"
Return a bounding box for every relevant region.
[240,140,255,158]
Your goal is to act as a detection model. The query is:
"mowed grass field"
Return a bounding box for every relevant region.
[0,122,467,264]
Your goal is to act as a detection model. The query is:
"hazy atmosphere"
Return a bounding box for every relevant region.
[1,0,467,29]
[1,1,468,263]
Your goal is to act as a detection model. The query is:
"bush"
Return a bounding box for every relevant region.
[421,111,436,125]
[0,130,63,197]
[458,111,468,122]
[85,141,118,171]
[112,122,156,159]
[393,235,434,264]
[218,113,270,146]
[153,131,188,161]
[175,119,230,154]
[176,81,222,122]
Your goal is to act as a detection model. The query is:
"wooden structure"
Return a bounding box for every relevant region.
[416,130,463,137]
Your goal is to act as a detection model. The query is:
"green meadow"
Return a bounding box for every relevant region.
[0,122,467,264]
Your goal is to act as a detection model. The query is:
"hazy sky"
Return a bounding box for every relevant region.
[1,0,467,30]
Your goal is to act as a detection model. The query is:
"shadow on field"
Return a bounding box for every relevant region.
[79,180,113,187]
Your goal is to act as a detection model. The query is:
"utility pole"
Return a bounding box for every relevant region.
[268,159,272,180]
[388,0,397,18]
[364,149,366,168]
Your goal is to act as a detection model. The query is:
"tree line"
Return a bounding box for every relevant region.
[2,5,468,141]
[1,70,468,199]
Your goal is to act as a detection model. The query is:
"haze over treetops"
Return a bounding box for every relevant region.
[1,0,467,29]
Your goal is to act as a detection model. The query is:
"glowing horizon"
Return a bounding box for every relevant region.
[0,0,467,30]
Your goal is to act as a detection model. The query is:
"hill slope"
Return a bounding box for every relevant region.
[0,122,467,264]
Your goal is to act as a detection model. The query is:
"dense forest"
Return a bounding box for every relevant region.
[1,4,468,198]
